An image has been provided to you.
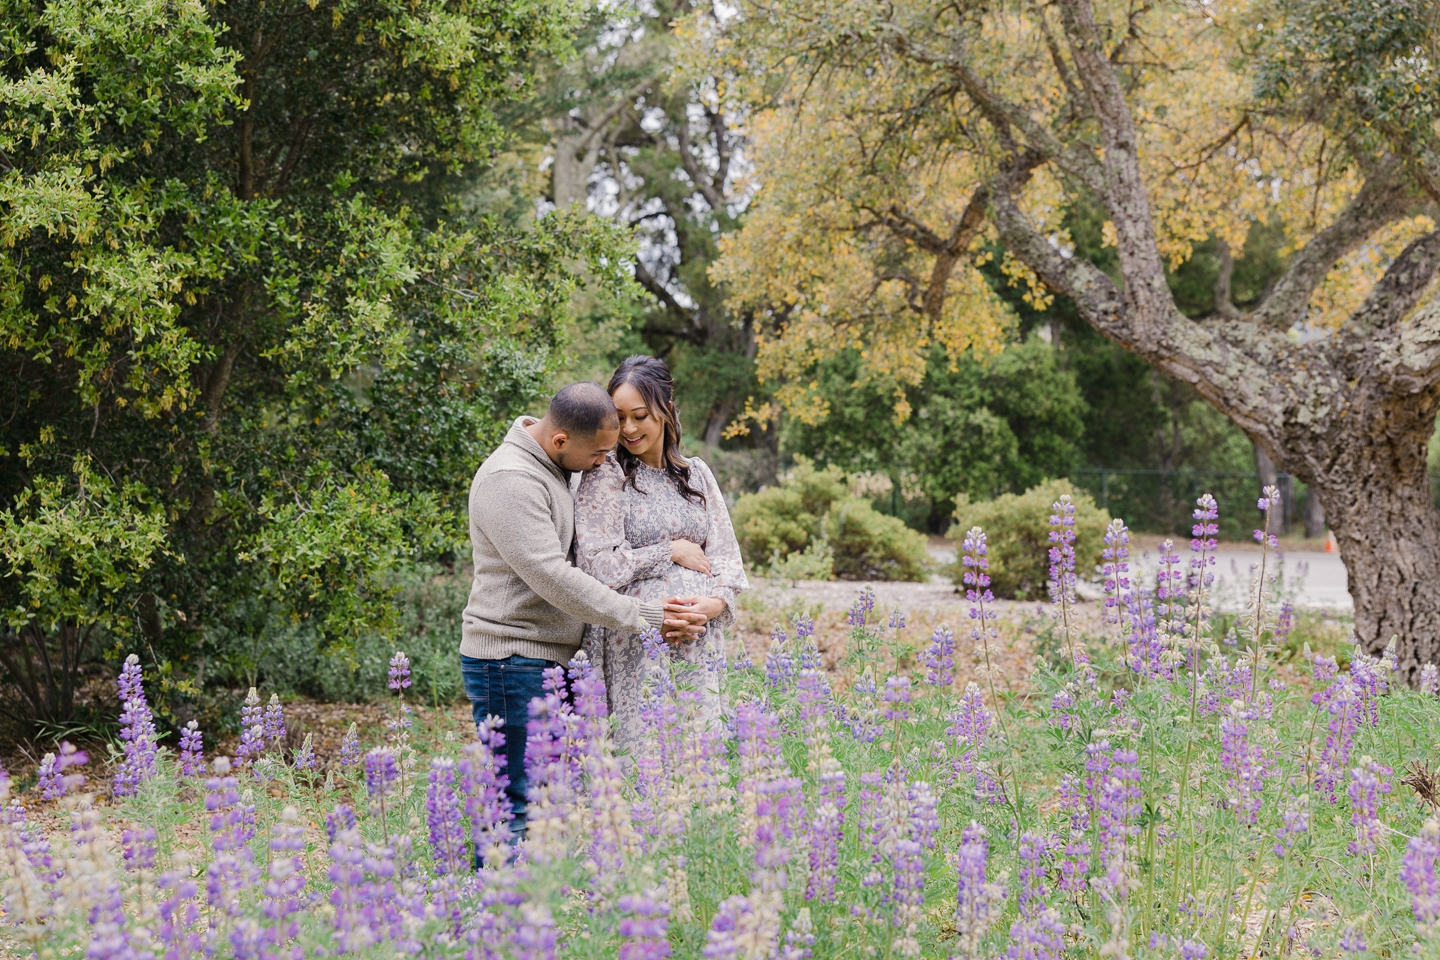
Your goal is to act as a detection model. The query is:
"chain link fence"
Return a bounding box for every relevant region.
[1068,467,1315,540]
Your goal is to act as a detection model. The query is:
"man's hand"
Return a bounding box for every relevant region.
[660,595,710,642]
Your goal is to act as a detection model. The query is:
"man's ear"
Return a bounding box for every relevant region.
[549,430,570,451]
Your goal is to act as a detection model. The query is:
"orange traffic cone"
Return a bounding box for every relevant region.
[1324,531,1337,554]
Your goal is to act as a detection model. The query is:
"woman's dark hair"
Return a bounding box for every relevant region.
[607,355,704,504]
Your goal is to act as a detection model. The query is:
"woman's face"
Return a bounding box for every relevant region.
[611,381,667,467]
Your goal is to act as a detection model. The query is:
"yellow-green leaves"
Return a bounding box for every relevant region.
[0,457,168,636]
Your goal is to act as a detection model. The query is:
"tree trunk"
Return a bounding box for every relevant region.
[1303,486,1326,539]
[1289,388,1440,676]
[971,0,1440,676]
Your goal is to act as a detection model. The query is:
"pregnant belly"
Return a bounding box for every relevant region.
[626,562,720,601]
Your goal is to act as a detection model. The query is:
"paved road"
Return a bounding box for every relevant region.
[926,542,1352,612]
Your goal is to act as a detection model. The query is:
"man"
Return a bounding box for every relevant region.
[460,381,706,839]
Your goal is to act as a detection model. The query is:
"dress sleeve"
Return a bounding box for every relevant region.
[574,458,673,588]
[693,458,749,630]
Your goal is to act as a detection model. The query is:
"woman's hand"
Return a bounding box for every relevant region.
[659,596,727,643]
[670,538,711,575]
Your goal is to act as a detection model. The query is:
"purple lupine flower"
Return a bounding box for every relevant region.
[882,675,912,723]
[178,721,205,777]
[1274,599,1295,647]
[510,899,559,960]
[1126,581,1167,680]
[122,826,158,875]
[36,754,59,800]
[1096,747,1142,899]
[1186,495,1220,662]
[1219,700,1268,823]
[1274,794,1310,858]
[258,806,307,957]
[1403,818,1440,935]
[426,758,469,876]
[1101,519,1131,643]
[888,609,907,630]
[617,892,671,960]
[1180,939,1208,960]
[766,629,794,690]
[1351,650,1391,727]
[794,614,815,640]
[1154,537,1185,651]
[263,694,286,749]
[848,586,876,627]
[1347,756,1392,858]
[327,824,376,952]
[921,626,955,687]
[782,911,816,960]
[113,654,160,796]
[949,682,993,786]
[1422,664,1439,697]
[157,864,203,960]
[954,822,1005,956]
[236,688,265,768]
[324,804,357,843]
[38,741,87,800]
[1008,835,1065,960]
[524,667,580,860]
[1338,924,1366,953]
[292,733,316,773]
[1048,686,1078,733]
[338,723,361,767]
[205,759,260,928]
[703,895,755,959]
[1317,679,1360,802]
[805,793,844,903]
[364,748,400,802]
[961,526,1003,680]
[388,651,412,691]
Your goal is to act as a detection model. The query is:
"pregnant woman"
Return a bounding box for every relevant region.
[574,355,748,755]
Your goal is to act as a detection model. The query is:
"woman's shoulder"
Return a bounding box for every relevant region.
[683,455,718,483]
[577,453,625,490]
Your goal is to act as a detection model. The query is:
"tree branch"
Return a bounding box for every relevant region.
[634,259,697,330]
[945,57,1108,194]
[1350,229,1440,333]
[1250,156,1414,329]
[1213,237,1241,318]
[676,119,728,214]
[1055,0,1174,328]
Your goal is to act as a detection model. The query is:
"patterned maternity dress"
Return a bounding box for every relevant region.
[574,453,748,756]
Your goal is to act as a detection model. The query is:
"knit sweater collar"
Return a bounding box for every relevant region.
[506,416,570,482]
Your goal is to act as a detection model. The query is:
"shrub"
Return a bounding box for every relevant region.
[950,479,1109,599]
[825,499,931,581]
[733,459,930,581]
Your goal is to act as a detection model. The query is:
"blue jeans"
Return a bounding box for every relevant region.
[459,653,567,839]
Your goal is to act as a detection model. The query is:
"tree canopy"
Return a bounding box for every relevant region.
[0,0,633,721]
[704,0,1440,666]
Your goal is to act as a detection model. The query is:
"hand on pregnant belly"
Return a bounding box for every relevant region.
[670,538,711,575]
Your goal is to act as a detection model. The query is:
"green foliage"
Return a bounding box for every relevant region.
[824,499,930,582]
[732,460,929,581]
[784,339,1087,530]
[0,0,630,723]
[212,566,468,708]
[0,458,169,723]
[951,479,1109,599]
[732,460,848,563]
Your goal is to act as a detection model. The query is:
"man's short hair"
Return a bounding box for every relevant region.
[547,381,619,436]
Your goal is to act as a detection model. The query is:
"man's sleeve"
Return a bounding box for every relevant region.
[473,471,665,634]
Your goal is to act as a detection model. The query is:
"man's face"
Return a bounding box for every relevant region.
[551,426,620,472]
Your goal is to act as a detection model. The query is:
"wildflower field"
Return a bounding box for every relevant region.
[3,490,1439,960]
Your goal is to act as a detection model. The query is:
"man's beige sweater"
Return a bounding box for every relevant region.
[460,417,665,664]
